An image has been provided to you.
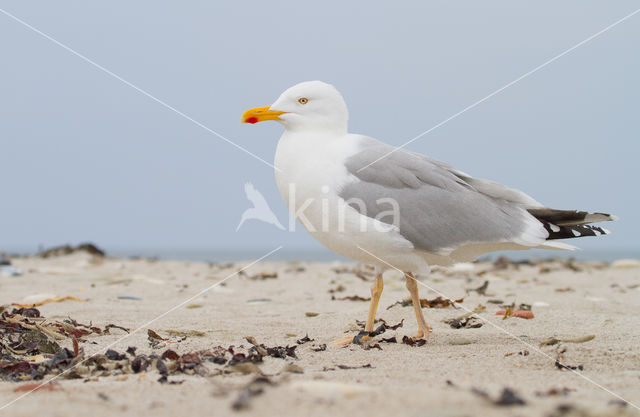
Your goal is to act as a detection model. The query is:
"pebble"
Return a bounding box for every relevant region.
[449,337,472,345]
[281,364,304,374]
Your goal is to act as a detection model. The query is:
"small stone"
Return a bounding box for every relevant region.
[229,363,263,375]
[281,364,304,374]
[449,337,472,345]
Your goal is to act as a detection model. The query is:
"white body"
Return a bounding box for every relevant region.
[275,132,432,272]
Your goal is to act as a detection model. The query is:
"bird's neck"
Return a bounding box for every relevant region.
[282,121,348,137]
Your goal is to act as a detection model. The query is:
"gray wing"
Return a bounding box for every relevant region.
[340,136,546,254]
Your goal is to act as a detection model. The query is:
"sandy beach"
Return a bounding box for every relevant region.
[1,250,639,417]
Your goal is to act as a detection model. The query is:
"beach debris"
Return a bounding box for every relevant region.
[296,335,314,344]
[445,316,483,329]
[496,306,534,320]
[363,343,382,351]
[555,361,583,371]
[0,309,143,381]
[147,329,186,349]
[117,296,142,301]
[472,387,526,406]
[387,296,463,310]
[12,296,87,309]
[495,388,526,406]
[13,382,62,392]
[444,304,486,329]
[328,284,346,294]
[540,335,595,347]
[231,376,275,410]
[164,329,206,338]
[504,350,529,357]
[352,319,404,345]
[38,243,105,258]
[305,312,319,317]
[1,309,310,384]
[104,324,130,334]
[332,294,371,302]
[402,336,426,347]
[380,337,397,343]
[331,265,375,281]
[240,271,278,280]
[554,347,584,371]
[469,280,489,295]
[535,387,574,397]
[228,362,263,375]
[244,336,298,359]
[311,344,327,352]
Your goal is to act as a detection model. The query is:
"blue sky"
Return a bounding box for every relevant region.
[0,1,638,258]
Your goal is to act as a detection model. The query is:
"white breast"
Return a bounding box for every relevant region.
[274,132,427,272]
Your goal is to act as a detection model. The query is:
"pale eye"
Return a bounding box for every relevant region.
[298,97,309,105]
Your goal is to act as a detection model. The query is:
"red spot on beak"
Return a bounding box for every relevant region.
[246,117,258,124]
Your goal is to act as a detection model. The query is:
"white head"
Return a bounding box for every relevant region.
[242,81,349,135]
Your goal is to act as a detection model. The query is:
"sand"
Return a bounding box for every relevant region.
[1,252,639,417]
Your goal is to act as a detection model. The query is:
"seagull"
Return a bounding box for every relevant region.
[242,80,617,345]
[236,182,285,231]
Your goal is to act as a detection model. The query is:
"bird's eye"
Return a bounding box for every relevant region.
[298,97,309,105]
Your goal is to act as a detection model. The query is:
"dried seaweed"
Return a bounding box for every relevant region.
[472,387,526,406]
[332,294,371,302]
[296,335,314,345]
[363,343,382,351]
[245,336,298,360]
[328,285,346,294]
[12,296,87,309]
[444,305,486,328]
[535,387,574,397]
[352,319,404,345]
[38,243,105,258]
[470,281,489,295]
[240,271,278,280]
[539,335,595,347]
[504,350,529,357]
[387,296,463,310]
[450,317,482,329]
[401,336,426,347]
[554,347,584,371]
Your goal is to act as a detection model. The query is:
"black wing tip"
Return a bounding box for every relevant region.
[528,208,618,226]
[542,222,611,240]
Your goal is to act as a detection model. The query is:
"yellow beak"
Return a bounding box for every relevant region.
[241,106,285,124]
